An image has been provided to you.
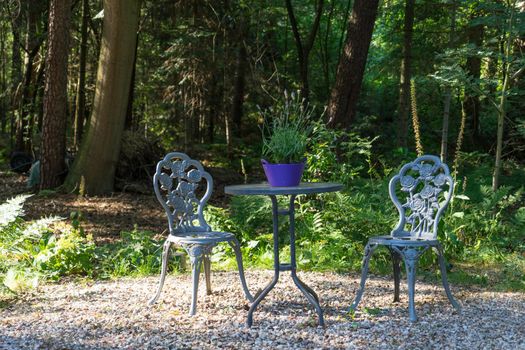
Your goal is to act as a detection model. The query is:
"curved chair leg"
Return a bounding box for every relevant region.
[189,253,203,316]
[389,248,401,303]
[402,248,419,322]
[230,238,254,302]
[434,246,461,312]
[350,242,378,312]
[148,240,172,305]
[203,255,212,295]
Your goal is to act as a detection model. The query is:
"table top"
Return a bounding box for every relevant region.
[224,182,343,196]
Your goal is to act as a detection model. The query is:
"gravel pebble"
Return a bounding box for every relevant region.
[1,271,524,349]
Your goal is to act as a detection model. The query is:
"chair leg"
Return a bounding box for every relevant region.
[230,238,254,302]
[203,255,212,295]
[390,248,401,303]
[434,246,461,312]
[350,242,377,312]
[402,248,419,322]
[188,253,203,316]
[148,240,172,305]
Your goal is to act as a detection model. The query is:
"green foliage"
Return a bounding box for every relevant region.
[204,149,524,290]
[304,121,377,185]
[261,91,314,163]
[97,229,165,277]
[0,196,95,295]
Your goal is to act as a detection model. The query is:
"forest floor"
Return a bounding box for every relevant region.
[0,169,243,244]
[1,271,524,349]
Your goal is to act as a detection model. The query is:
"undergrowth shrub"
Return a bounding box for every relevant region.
[304,121,377,185]
[97,229,173,277]
[0,195,95,295]
[205,149,524,285]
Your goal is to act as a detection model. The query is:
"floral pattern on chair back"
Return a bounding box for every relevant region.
[389,155,454,239]
[153,152,212,234]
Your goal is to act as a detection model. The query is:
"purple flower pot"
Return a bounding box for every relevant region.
[261,159,305,187]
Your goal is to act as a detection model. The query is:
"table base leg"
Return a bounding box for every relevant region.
[292,271,324,327]
[246,270,279,328]
[293,273,320,303]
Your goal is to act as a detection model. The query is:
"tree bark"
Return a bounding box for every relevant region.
[440,1,457,162]
[8,1,22,149]
[16,1,45,152]
[285,0,324,103]
[397,0,415,148]
[0,19,7,133]
[463,12,484,149]
[73,0,90,149]
[125,32,139,131]
[64,0,141,195]
[231,43,247,138]
[40,0,72,189]
[492,2,516,191]
[327,0,380,129]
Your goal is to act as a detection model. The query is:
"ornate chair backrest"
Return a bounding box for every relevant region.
[389,155,453,240]
[153,152,212,235]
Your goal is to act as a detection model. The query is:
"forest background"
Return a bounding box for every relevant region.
[0,0,524,296]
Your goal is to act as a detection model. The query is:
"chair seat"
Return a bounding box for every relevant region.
[167,231,235,244]
[369,235,440,247]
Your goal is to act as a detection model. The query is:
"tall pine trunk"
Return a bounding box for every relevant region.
[397,0,415,149]
[10,7,23,148]
[16,2,42,152]
[73,0,90,149]
[40,0,72,189]
[231,43,247,138]
[0,20,7,133]
[440,1,457,162]
[327,0,380,129]
[463,14,484,149]
[64,0,141,195]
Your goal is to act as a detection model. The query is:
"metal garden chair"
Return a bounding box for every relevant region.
[148,152,253,315]
[350,155,461,321]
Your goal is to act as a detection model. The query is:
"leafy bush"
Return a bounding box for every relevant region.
[304,121,377,185]
[0,196,95,295]
[96,229,184,277]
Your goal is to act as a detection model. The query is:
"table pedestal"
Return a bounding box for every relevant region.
[246,194,324,327]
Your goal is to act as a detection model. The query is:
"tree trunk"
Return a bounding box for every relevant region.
[16,0,47,152]
[73,0,90,149]
[231,43,247,138]
[125,32,139,131]
[0,20,7,133]
[492,3,515,191]
[440,1,457,162]
[463,12,484,149]
[321,0,335,99]
[64,0,141,195]
[10,3,23,149]
[327,0,380,129]
[492,70,509,191]
[285,0,324,103]
[207,75,219,143]
[40,0,72,190]
[396,0,415,149]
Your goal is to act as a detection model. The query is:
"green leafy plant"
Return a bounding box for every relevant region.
[0,195,95,295]
[260,90,314,163]
[304,121,377,185]
[96,229,185,277]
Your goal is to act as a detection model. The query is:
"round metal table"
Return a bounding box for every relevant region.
[224,182,343,327]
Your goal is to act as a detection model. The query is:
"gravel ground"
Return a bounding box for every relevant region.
[1,270,524,350]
